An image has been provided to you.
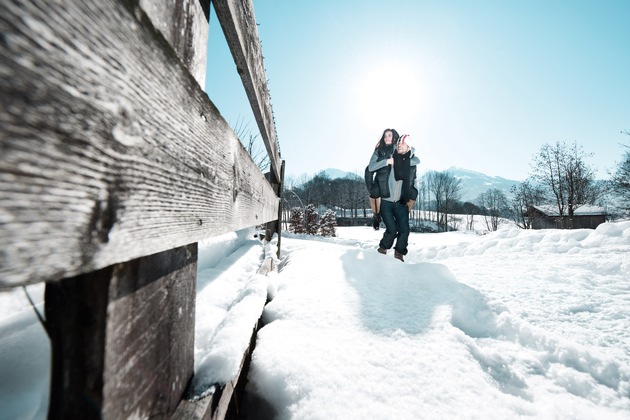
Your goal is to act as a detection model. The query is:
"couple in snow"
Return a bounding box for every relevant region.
[365,129,419,262]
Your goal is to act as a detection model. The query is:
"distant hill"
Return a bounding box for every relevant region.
[290,166,522,202]
[443,167,521,202]
[321,168,361,179]
[289,168,361,181]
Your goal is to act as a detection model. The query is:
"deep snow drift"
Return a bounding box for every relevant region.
[1,221,629,419]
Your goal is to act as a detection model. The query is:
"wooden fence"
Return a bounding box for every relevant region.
[1,0,282,418]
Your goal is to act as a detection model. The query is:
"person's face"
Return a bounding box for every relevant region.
[397,141,409,154]
[383,131,393,145]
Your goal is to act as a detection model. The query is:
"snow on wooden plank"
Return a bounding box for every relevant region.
[171,321,260,420]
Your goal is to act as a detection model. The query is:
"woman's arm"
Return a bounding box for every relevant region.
[368,151,390,172]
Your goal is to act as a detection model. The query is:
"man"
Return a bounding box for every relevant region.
[367,131,419,262]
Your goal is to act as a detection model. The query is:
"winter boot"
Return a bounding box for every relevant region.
[377,247,387,255]
[370,197,381,230]
[394,251,404,262]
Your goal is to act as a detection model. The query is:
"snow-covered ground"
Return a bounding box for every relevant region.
[246,223,630,419]
[1,221,629,419]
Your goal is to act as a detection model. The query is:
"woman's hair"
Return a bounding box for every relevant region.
[375,128,399,153]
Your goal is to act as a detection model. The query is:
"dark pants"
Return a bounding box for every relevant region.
[379,200,410,255]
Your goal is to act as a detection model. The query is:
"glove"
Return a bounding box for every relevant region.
[406,200,415,212]
[372,213,381,230]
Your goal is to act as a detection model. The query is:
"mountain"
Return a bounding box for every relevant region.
[320,168,360,179]
[289,168,361,182]
[443,167,521,202]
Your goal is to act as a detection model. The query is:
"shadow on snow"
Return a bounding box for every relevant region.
[341,248,496,338]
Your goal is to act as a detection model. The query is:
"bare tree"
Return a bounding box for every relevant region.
[443,173,462,230]
[301,172,330,208]
[477,188,509,231]
[245,133,270,171]
[531,141,601,225]
[532,141,566,215]
[233,118,270,171]
[510,181,546,229]
[418,174,431,223]
[421,172,439,226]
[283,172,369,224]
[610,131,630,208]
[462,202,477,230]
[424,171,462,232]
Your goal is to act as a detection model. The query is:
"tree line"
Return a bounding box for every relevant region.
[282,137,630,233]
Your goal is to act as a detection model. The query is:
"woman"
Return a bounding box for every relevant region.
[364,129,398,229]
[366,129,419,262]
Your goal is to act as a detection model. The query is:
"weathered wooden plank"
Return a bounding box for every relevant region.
[172,397,214,420]
[105,4,204,419]
[139,0,209,89]
[171,321,258,420]
[103,244,197,418]
[211,0,282,182]
[45,243,197,419]
[0,0,279,288]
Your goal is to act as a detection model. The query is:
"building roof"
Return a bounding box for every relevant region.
[531,205,606,217]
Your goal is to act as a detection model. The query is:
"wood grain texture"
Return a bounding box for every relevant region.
[139,0,209,89]
[0,0,279,288]
[102,244,197,419]
[45,243,197,419]
[212,0,282,182]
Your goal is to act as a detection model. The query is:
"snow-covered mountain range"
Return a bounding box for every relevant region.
[441,167,521,202]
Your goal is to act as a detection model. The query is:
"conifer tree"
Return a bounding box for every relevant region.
[304,204,319,235]
[319,209,337,237]
[289,207,306,234]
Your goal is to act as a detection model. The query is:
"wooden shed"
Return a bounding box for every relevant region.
[527,205,606,230]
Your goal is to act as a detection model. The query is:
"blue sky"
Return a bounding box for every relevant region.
[205,0,630,182]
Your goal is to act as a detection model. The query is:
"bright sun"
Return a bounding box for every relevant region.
[354,63,423,129]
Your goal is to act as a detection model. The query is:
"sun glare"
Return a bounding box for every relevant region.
[354,63,423,129]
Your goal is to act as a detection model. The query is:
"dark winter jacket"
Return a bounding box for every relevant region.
[365,146,419,202]
[365,144,393,198]
[394,150,412,203]
[364,163,390,198]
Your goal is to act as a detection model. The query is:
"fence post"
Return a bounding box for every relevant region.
[45,244,197,419]
[266,160,285,258]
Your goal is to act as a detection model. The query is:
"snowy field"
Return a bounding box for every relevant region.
[1,221,629,419]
